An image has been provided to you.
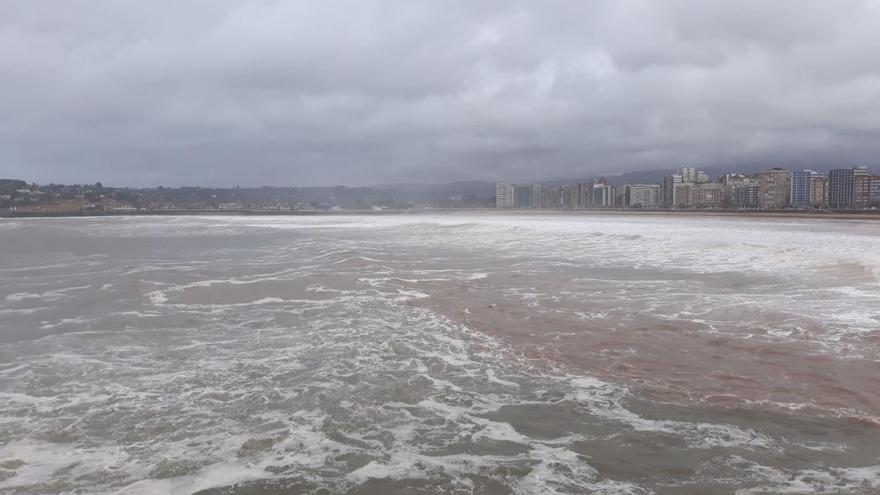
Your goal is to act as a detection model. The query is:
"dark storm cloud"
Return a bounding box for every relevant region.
[2,0,880,186]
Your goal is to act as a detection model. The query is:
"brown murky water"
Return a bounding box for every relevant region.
[417,271,880,421]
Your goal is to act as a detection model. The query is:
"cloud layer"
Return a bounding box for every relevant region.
[2,0,880,186]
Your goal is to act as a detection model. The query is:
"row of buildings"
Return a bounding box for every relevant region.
[496,166,880,210]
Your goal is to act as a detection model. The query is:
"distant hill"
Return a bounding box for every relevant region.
[0,179,28,194]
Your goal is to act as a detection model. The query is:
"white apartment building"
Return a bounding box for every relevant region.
[495,180,514,208]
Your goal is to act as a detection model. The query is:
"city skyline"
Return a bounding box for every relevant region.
[6,163,880,214]
[496,165,880,211]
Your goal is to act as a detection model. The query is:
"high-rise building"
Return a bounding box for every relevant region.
[673,182,692,208]
[575,182,590,209]
[827,168,855,209]
[721,174,755,188]
[561,185,577,209]
[530,184,542,208]
[730,185,758,209]
[857,174,880,208]
[854,167,872,208]
[663,167,710,208]
[662,174,682,207]
[592,182,614,207]
[790,170,818,209]
[689,183,725,208]
[810,174,827,208]
[676,167,709,183]
[757,168,791,209]
[722,174,758,209]
[624,184,661,208]
[514,184,533,209]
[495,180,514,209]
[541,187,561,209]
[870,177,880,207]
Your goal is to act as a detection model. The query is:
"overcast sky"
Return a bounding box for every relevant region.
[2,1,880,187]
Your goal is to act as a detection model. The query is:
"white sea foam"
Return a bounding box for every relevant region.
[5,285,92,302]
[729,456,880,494]
[568,377,774,449]
[39,316,88,330]
[2,214,878,494]
[145,290,167,305]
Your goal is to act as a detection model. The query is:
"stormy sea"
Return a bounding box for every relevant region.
[1,214,879,494]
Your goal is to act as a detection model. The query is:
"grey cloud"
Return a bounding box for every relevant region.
[1,0,880,186]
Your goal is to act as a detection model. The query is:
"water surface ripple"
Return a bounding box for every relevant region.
[1,214,879,494]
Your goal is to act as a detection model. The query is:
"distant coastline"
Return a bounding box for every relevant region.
[4,208,880,221]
